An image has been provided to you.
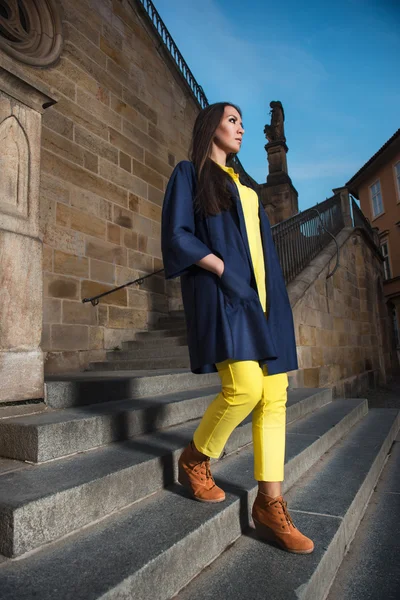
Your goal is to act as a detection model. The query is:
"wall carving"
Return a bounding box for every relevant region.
[0,0,63,66]
[0,114,29,219]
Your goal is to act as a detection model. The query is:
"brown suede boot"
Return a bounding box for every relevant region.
[252,492,314,554]
[178,442,225,503]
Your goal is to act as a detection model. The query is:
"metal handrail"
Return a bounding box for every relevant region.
[134,0,209,108]
[351,197,380,247]
[82,268,165,306]
[271,194,344,285]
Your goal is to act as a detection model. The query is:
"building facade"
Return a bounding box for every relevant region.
[346,129,400,354]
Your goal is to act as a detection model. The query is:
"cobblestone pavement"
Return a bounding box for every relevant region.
[362,372,400,409]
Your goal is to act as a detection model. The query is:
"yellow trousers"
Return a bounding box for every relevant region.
[193,359,289,481]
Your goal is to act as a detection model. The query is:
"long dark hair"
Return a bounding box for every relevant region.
[189,102,242,217]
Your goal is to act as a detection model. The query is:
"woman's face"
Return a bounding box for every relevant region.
[213,106,244,155]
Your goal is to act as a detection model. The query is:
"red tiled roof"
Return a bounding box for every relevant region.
[346,128,400,188]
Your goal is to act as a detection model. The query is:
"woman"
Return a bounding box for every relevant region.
[161,102,313,554]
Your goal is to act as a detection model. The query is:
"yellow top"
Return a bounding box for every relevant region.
[218,164,267,312]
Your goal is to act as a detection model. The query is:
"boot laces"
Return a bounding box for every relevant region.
[270,498,296,529]
[194,459,215,486]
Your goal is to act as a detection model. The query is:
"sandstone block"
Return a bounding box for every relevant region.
[119,151,131,172]
[81,280,127,307]
[145,150,172,180]
[54,249,89,278]
[303,367,320,387]
[59,57,108,103]
[148,292,168,314]
[297,346,313,369]
[298,324,316,346]
[44,274,79,300]
[99,157,147,198]
[40,173,70,205]
[128,288,148,310]
[86,239,127,268]
[44,350,81,375]
[131,156,164,191]
[51,324,89,351]
[140,273,165,295]
[42,150,128,207]
[63,2,101,41]
[108,306,147,329]
[123,231,138,250]
[110,94,147,133]
[113,206,134,229]
[70,187,113,220]
[84,150,99,173]
[129,193,140,212]
[311,346,324,367]
[42,127,84,166]
[138,234,147,253]
[140,198,161,222]
[42,109,73,140]
[89,326,104,350]
[56,204,106,240]
[98,305,108,326]
[123,120,168,163]
[43,224,86,256]
[77,88,121,130]
[107,223,121,245]
[63,300,97,325]
[75,125,118,164]
[54,95,108,141]
[148,185,164,207]
[109,127,144,162]
[43,299,61,324]
[122,88,157,124]
[151,221,161,239]
[131,213,153,237]
[64,21,104,66]
[90,258,115,284]
[146,237,162,260]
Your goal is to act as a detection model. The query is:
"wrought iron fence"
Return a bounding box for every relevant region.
[271,194,344,285]
[135,0,208,108]
[351,197,380,247]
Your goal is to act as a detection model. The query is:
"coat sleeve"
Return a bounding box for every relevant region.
[161,161,212,279]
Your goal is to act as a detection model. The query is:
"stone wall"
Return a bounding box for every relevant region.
[0,0,199,373]
[288,228,398,396]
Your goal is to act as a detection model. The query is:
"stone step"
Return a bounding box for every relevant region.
[175,409,400,600]
[45,370,220,409]
[0,399,376,598]
[153,315,186,330]
[121,335,188,349]
[326,431,400,600]
[88,356,191,370]
[0,388,331,463]
[106,345,189,361]
[0,397,364,558]
[135,327,187,339]
[0,385,221,462]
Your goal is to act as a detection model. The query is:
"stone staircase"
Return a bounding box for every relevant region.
[0,311,398,599]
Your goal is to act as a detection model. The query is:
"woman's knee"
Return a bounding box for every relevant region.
[218,360,264,407]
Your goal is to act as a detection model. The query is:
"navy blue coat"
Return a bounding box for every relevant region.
[161,160,298,376]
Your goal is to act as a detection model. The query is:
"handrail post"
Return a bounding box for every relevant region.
[332,186,352,228]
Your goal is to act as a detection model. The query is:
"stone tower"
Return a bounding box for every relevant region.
[258,101,299,225]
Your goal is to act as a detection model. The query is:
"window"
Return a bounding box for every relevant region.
[394,161,400,201]
[370,180,384,217]
[380,240,391,280]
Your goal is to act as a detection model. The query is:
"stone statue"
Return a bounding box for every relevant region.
[264,101,286,143]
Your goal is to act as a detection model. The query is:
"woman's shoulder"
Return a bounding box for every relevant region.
[173,160,195,174]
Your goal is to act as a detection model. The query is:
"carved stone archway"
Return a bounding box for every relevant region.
[0,0,63,67]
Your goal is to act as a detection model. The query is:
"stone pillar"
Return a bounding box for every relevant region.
[258,140,299,225]
[332,186,353,228]
[0,58,56,403]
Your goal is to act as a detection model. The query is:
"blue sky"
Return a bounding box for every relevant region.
[154,0,400,211]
